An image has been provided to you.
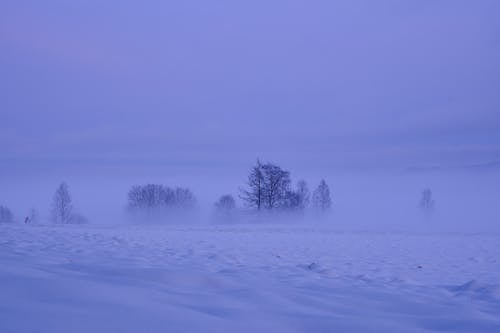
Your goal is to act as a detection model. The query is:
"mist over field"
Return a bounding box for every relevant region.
[1,165,500,233]
[2,1,500,332]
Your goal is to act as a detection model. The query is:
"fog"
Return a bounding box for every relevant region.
[3,3,500,332]
[1,0,500,231]
[1,162,499,233]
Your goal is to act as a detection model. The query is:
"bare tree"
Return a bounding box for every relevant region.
[282,190,301,211]
[128,184,167,214]
[213,194,237,222]
[127,185,147,211]
[0,205,14,223]
[419,188,435,216]
[240,160,294,211]
[312,180,332,212]
[160,186,176,206]
[174,187,197,209]
[240,160,264,210]
[215,194,236,212]
[127,184,197,216]
[281,180,311,212]
[261,163,291,209]
[51,182,73,224]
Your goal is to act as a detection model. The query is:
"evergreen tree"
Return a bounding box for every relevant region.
[312,180,332,212]
[51,182,73,224]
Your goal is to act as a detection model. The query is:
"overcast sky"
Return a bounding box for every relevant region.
[2,0,500,177]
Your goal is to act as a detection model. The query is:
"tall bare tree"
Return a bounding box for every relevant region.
[240,160,292,211]
[240,160,264,210]
[261,163,291,209]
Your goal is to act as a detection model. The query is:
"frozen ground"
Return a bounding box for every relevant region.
[1,223,499,332]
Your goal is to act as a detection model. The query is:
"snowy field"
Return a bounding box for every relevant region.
[1,223,500,333]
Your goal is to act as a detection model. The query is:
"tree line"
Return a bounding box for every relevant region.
[225,160,332,214]
[125,160,333,221]
[0,160,437,224]
[126,184,197,217]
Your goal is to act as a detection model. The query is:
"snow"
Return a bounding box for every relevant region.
[1,223,499,332]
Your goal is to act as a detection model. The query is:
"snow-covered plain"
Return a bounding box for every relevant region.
[1,223,499,332]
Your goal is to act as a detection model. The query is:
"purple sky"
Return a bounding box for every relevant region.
[2,0,500,175]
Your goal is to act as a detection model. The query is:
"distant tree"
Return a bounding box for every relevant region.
[282,190,301,211]
[127,184,197,216]
[240,160,264,210]
[261,163,291,210]
[130,184,163,212]
[127,185,149,212]
[215,194,236,212]
[276,180,311,213]
[174,187,197,209]
[127,184,164,214]
[312,180,332,212]
[160,186,176,206]
[51,182,73,224]
[280,180,311,212]
[241,160,298,211]
[0,205,14,223]
[419,188,435,216]
[296,180,310,210]
[213,194,237,222]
